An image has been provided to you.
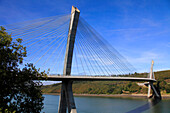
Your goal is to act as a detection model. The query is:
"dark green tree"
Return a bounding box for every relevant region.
[129,82,140,93]
[112,88,122,94]
[159,80,167,90]
[0,26,47,112]
[165,84,170,93]
[107,87,114,94]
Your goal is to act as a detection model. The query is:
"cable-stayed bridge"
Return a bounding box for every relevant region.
[3,6,160,113]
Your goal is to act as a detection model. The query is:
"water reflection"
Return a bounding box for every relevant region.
[126,98,161,113]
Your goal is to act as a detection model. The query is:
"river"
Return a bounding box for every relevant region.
[41,95,170,113]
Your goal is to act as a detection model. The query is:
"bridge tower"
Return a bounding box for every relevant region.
[58,6,80,113]
[148,60,154,97]
[147,60,160,98]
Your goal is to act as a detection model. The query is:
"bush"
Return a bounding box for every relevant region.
[159,81,167,90]
[129,83,140,93]
[165,84,170,93]
[107,88,114,94]
[112,88,122,94]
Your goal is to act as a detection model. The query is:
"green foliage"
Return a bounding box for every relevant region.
[0,26,46,112]
[159,81,167,90]
[165,84,170,93]
[140,87,148,94]
[107,88,114,94]
[129,82,140,93]
[111,88,122,94]
[88,88,92,92]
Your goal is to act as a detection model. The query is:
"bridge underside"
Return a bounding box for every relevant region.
[45,76,156,82]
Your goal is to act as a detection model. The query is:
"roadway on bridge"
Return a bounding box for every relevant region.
[45,76,156,82]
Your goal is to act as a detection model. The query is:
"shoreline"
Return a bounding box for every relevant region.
[43,93,170,99]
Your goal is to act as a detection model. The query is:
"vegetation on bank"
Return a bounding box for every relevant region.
[0,26,46,112]
[42,70,170,95]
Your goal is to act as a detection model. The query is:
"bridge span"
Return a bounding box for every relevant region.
[46,76,156,82]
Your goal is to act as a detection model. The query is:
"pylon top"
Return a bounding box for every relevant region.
[152,60,154,65]
[71,6,80,14]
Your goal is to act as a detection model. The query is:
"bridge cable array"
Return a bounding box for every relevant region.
[71,17,136,76]
[3,14,136,76]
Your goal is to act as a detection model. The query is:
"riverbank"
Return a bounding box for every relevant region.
[43,93,170,99]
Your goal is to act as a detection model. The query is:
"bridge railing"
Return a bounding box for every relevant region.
[48,73,151,78]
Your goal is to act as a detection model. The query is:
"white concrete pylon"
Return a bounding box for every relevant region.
[59,6,80,113]
[148,60,154,98]
[63,6,80,76]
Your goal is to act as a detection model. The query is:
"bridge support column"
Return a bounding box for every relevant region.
[58,81,77,113]
[148,83,151,98]
[148,60,154,98]
[58,84,67,113]
[150,82,160,98]
[58,6,80,113]
[147,60,160,99]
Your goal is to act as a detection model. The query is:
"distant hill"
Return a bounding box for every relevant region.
[42,70,170,95]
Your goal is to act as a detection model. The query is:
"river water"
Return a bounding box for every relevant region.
[41,95,170,113]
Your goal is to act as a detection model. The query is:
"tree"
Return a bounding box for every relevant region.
[165,84,170,93]
[107,87,114,94]
[159,80,167,90]
[129,83,140,93]
[0,26,47,112]
[112,88,122,94]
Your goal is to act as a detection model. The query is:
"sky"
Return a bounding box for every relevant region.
[0,0,170,74]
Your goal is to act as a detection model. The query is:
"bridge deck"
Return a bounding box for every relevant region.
[45,76,156,82]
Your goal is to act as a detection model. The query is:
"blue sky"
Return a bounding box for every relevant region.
[0,0,170,73]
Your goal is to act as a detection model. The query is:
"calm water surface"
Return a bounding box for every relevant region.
[41,95,170,113]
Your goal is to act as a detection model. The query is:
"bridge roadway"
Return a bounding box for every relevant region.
[45,75,156,82]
